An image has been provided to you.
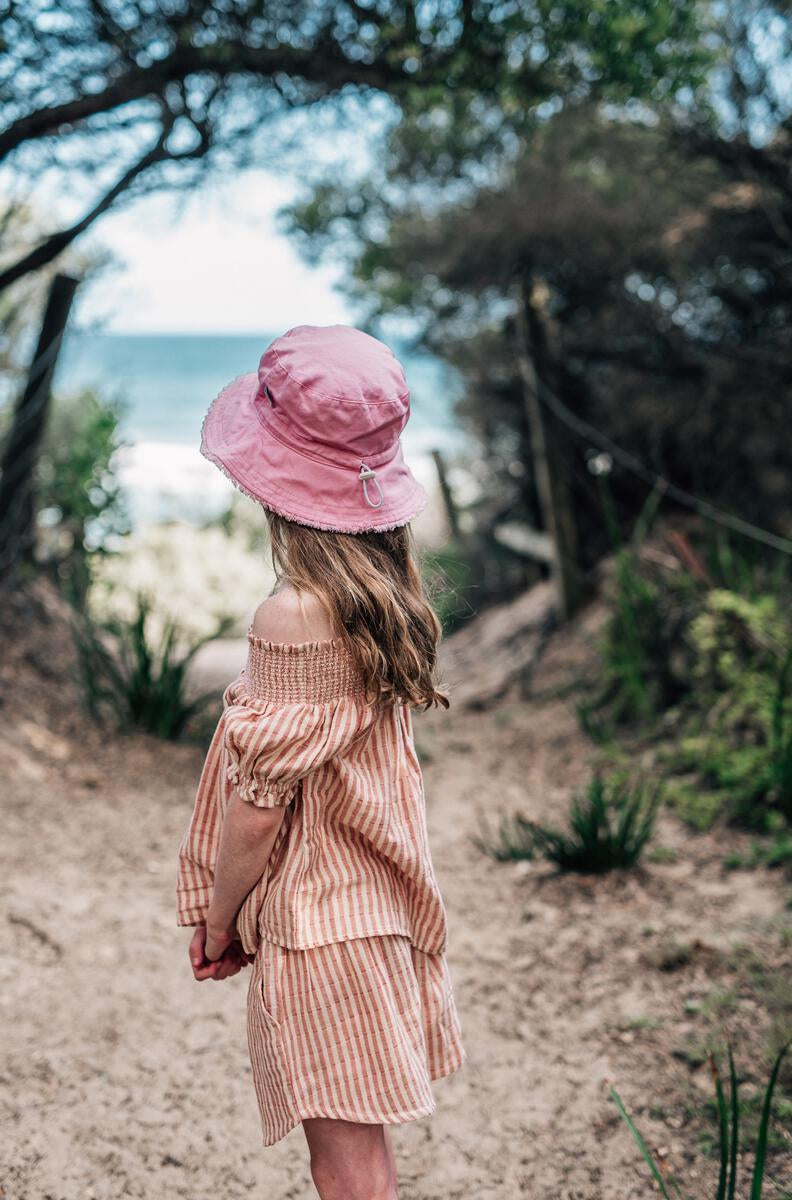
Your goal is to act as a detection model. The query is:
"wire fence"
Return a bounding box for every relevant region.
[537,380,792,557]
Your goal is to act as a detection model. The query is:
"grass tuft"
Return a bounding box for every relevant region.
[72,592,233,740]
[611,1041,791,1200]
[474,774,659,873]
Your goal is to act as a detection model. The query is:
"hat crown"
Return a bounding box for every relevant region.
[200,323,428,533]
[257,325,410,468]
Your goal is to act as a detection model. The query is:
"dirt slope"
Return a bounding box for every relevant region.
[1,582,789,1199]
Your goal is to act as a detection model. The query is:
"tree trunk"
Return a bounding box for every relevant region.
[431,447,464,543]
[0,272,79,581]
[515,280,585,621]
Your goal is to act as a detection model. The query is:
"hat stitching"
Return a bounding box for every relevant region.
[204,378,424,514]
[204,377,404,502]
[222,443,422,516]
[202,440,425,533]
[254,396,399,472]
[266,349,410,407]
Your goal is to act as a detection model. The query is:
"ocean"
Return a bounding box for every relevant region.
[56,332,467,528]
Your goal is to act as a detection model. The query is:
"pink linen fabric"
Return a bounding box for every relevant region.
[176,629,465,1142]
[247,933,465,1146]
[176,630,450,957]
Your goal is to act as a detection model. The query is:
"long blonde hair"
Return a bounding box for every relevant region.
[265,511,450,712]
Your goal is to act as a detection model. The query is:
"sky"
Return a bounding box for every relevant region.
[74,168,353,335]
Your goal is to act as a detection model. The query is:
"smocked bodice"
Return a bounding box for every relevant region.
[242,627,367,704]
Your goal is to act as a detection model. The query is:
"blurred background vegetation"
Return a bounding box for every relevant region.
[1,2,791,1186]
[1,0,790,847]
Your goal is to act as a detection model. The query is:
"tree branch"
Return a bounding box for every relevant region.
[678,125,792,199]
[0,42,411,163]
[0,118,195,293]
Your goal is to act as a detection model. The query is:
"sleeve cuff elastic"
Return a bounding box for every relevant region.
[226,763,297,808]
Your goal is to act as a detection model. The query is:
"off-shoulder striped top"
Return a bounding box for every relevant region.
[176,629,449,957]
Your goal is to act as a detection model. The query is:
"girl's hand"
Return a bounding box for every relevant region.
[188,925,253,982]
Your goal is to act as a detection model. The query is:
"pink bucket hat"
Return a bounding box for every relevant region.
[200,324,428,533]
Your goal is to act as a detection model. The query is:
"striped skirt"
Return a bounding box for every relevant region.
[245,932,466,1146]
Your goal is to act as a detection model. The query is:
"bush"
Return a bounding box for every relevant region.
[664,780,725,832]
[72,592,232,739]
[581,514,792,834]
[474,775,659,873]
[611,1041,790,1200]
[668,590,792,831]
[580,479,700,735]
[592,550,677,726]
[36,388,129,598]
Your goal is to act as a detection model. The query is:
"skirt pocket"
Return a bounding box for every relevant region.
[254,940,284,1029]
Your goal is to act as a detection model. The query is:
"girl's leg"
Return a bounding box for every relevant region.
[302,1117,399,1200]
[383,1126,397,1186]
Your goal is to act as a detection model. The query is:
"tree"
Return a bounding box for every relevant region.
[281,2,792,598]
[0,0,709,294]
[0,0,717,589]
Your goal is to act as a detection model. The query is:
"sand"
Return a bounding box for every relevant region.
[1,581,790,1199]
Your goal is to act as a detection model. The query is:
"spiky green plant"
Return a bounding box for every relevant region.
[610,1041,791,1200]
[473,775,659,873]
[72,592,233,739]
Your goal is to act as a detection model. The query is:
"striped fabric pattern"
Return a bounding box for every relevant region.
[246,932,466,1146]
[176,630,450,957]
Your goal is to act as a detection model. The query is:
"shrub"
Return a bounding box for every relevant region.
[473,810,538,864]
[585,520,792,834]
[581,478,700,735]
[664,780,725,832]
[474,775,659,873]
[611,1041,790,1200]
[72,592,232,739]
[36,388,129,599]
[675,592,792,829]
[594,551,673,725]
[703,531,791,604]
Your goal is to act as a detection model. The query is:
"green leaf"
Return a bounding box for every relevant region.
[750,1040,791,1200]
[609,1086,673,1200]
[727,1045,738,1200]
[710,1054,729,1200]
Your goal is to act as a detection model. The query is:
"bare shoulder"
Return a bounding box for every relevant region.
[251,583,339,645]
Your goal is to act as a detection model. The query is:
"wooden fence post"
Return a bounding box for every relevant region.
[515,286,584,621]
[431,448,464,544]
[0,272,79,579]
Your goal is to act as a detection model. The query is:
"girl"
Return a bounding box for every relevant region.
[176,324,465,1200]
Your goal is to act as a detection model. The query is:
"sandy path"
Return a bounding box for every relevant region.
[2,607,790,1199]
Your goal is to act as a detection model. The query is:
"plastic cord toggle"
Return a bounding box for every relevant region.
[359,463,384,508]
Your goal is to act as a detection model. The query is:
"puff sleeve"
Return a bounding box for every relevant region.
[176,683,376,929]
[221,695,373,808]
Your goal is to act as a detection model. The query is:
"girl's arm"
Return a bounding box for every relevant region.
[205,584,334,957]
[186,587,338,980]
[204,790,287,960]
